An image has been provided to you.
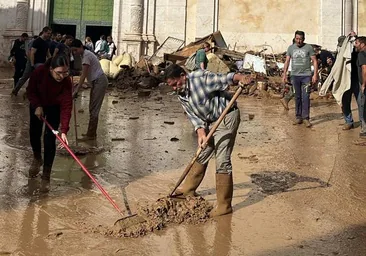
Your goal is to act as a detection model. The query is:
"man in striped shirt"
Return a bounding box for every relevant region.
[165,64,251,217]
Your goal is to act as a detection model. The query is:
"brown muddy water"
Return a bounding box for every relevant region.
[1,68,366,255]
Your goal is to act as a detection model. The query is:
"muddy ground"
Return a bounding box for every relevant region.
[1,67,366,255]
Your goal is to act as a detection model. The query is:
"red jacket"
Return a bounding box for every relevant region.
[27,65,73,134]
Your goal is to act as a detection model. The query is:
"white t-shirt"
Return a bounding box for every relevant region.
[108,42,115,56]
[82,50,104,82]
[94,40,102,53]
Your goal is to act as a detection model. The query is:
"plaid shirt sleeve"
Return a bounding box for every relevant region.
[179,97,206,131]
[202,71,236,93]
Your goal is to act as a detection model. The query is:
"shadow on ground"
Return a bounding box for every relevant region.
[198,170,327,212]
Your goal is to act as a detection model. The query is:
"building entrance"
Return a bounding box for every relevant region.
[51,24,77,37]
[85,26,112,44]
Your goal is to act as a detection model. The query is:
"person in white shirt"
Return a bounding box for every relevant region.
[94,35,108,57]
[71,39,108,140]
[106,36,116,60]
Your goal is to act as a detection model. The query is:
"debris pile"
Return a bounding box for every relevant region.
[112,68,163,91]
[87,196,213,238]
[112,68,140,90]
[102,30,334,100]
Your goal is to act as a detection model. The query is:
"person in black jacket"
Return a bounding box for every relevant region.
[9,33,29,87]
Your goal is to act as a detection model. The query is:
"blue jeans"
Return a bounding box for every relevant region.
[292,76,311,120]
[342,79,363,125]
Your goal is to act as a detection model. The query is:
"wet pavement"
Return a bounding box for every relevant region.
[1,67,366,255]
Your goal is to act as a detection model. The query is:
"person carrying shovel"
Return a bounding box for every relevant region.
[164,64,252,217]
[27,54,72,191]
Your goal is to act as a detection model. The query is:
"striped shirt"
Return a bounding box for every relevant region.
[178,70,236,130]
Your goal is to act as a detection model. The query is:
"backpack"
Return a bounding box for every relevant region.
[185,52,197,71]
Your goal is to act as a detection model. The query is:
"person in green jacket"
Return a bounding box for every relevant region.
[194,42,210,70]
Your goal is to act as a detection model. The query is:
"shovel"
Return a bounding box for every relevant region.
[113,83,247,228]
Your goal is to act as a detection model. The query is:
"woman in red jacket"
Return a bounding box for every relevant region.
[27,54,72,188]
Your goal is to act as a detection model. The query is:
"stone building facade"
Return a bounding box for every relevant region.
[0,0,365,66]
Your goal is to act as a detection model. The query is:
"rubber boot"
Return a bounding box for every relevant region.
[174,161,207,197]
[40,166,51,193]
[28,152,43,178]
[210,173,233,217]
[79,120,98,141]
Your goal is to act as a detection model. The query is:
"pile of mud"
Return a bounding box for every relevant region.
[85,196,212,238]
[112,68,162,90]
[113,68,141,90]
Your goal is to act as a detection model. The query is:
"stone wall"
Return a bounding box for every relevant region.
[154,0,187,49]
[359,0,366,35]
[218,0,320,53]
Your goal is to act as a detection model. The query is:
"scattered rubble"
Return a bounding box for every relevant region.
[101,30,334,101]
[111,138,125,142]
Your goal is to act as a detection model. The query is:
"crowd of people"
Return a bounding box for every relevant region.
[9,29,116,97]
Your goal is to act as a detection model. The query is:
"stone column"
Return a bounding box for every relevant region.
[141,0,156,56]
[15,0,29,31]
[343,0,353,35]
[29,0,50,36]
[121,0,144,60]
[3,0,30,37]
[352,0,358,33]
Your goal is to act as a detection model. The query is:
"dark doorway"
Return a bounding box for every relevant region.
[85,26,112,45]
[51,24,77,37]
